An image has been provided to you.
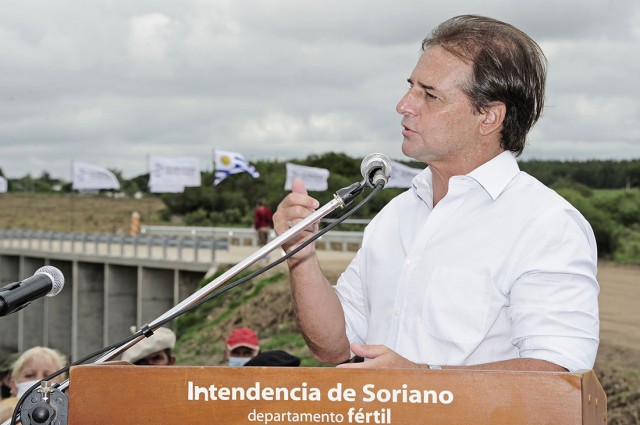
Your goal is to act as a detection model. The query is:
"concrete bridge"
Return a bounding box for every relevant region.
[0,228,359,361]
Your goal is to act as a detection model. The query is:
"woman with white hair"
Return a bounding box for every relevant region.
[0,346,67,422]
[10,346,67,398]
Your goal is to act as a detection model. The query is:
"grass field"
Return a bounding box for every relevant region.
[0,192,166,234]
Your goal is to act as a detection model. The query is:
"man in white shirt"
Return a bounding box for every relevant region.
[273,15,599,372]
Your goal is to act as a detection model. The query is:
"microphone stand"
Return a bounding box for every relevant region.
[65,180,364,381]
[6,180,368,425]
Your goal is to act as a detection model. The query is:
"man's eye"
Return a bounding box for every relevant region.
[425,91,437,99]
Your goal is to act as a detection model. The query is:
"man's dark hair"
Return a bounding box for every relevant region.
[422,15,547,156]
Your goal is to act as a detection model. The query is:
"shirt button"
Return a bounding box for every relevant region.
[394,309,400,316]
[406,258,415,267]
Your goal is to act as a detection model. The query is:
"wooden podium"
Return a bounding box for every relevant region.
[68,365,607,425]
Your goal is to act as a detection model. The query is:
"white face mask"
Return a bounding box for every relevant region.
[16,380,40,398]
[228,357,251,367]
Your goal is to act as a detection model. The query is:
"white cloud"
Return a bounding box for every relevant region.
[0,0,638,179]
[239,112,304,143]
[128,14,174,61]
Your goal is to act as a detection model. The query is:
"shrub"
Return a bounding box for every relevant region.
[556,188,620,258]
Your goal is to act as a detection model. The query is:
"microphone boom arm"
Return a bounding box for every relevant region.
[54,181,364,394]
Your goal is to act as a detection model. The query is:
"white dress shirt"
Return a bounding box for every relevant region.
[334,151,599,371]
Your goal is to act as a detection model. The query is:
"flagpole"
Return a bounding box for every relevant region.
[146,153,151,220]
[70,160,75,232]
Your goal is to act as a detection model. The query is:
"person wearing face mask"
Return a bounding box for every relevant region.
[224,328,260,367]
[121,327,177,366]
[10,347,67,398]
[0,346,68,422]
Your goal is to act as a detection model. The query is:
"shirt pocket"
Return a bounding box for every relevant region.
[422,266,491,344]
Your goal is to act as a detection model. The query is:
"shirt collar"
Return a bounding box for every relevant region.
[411,150,520,204]
[412,167,434,209]
[467,150,520,200]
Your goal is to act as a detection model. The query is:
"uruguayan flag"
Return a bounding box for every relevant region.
[214,150,260,185]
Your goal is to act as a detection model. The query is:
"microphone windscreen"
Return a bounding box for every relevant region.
[35,266,65,297]
[360,153,392,187]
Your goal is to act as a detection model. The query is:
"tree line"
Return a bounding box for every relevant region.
[2,154,639,262]
[5,155,639,194]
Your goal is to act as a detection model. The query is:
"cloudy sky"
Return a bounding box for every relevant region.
[0,0,638,180]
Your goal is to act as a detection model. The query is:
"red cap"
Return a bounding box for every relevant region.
[226,327,259,351]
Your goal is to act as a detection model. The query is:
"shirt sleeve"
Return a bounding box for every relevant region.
[508,208,600,371]
[334,240,371,346]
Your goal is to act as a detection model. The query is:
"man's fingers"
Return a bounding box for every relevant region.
[291,177,308,195]
[350,343,387,359]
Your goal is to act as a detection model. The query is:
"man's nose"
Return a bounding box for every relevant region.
[396,91,416,115]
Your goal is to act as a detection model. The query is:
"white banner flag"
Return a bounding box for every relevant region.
[386,161,424,189]
[214,150,260,185]
[284,163,330,191]
[72,161,121,190]
[149,156,201,193]
[0,176,7,193]
[149,183,186,193]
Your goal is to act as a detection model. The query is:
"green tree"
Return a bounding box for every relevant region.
[555,187,620,258]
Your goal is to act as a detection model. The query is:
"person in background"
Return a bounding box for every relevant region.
[0,352,19,423]
[225,327,260,366]
[10,347,67,397]
[254,199,273,248]
[244,350,301,367]
[1,346,68,422]
[121,327,177,366]
[273,15,599,372]
[0,353,19,401]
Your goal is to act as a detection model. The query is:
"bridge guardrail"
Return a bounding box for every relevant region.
[0,224,365,265]
[140,225,365,252]
[0,229,229,263]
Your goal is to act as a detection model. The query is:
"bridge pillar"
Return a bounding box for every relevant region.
[140,268,174,326]
[0,255,20,354]
[106,264,139,346]
[47,260,73,359]
[74,261,105,360]
[0,253,210,362]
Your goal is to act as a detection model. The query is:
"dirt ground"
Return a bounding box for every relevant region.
[597,262,640,355]
[593,262,640,424]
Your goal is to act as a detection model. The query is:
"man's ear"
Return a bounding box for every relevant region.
[169,356,176,365]
[479,102,506,136]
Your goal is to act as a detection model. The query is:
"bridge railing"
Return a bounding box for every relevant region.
[0,229,229,263]
[0,225,366,264]
[140,225,365,252]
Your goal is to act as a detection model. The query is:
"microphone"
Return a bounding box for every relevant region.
[0,266,65,316]
[361,153,392,188]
